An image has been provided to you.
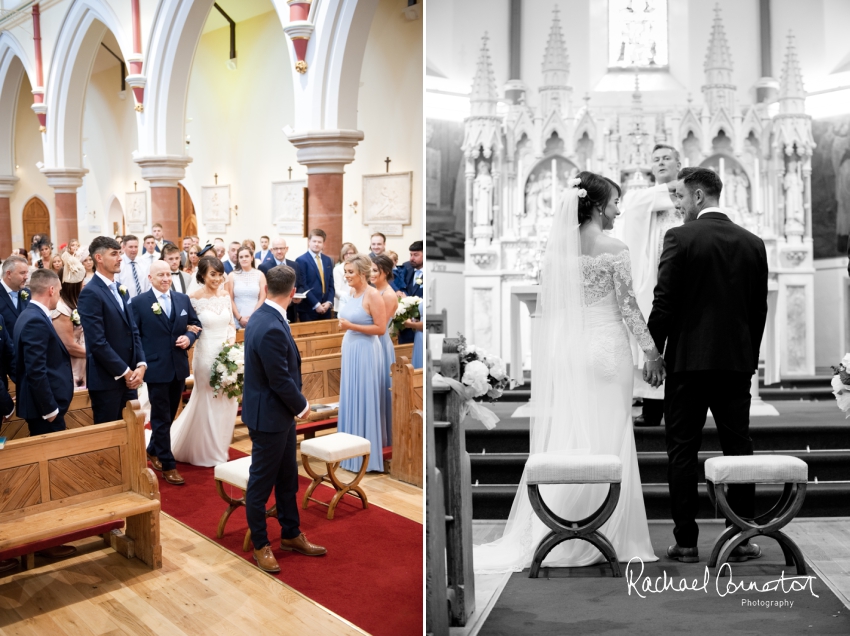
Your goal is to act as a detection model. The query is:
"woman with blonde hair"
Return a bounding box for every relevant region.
[333,242,358,311]
[337,254,387,473]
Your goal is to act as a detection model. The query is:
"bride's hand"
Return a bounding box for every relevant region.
[187,325,202,335]
[644,356,665,388]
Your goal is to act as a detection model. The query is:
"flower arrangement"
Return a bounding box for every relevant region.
[70,309,81,326]
[830,354,850,417]
[211,343,245,400]
[457,334,510,402]
[391,295,422,335]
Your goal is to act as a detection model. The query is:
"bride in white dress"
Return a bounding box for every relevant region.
[171,257,239,467]
[474,172,662,572]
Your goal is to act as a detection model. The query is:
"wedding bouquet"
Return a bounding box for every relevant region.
[211,343,245,400]
[830,353,850,417]
[457,334,510,401]
[391,295,422,335]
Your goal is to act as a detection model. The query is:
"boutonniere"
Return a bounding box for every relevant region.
[119,285,128,296]
[71,309,81,326]
[19,290,29,301]
[415,275,423,286]
[151,302,162,315]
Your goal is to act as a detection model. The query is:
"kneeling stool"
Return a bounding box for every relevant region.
[213,456,277,552]
[526,453,623,578]
[705,455,809,575]
[300,433,371,520]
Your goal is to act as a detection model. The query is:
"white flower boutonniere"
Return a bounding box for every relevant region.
[151,302,162,315]
[119,285,128,296]
[19,290,29,301]
[415,275,423,286]
[70,309,81,326]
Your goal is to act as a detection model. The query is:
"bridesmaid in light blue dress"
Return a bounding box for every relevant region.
[412,301,424,369]
[371,255,399,449]
[226,246,266,329]
[338,254,389,473]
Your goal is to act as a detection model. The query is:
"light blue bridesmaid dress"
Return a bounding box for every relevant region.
[338,292,387,473]
[412,301,424,369]
[378,291,395,448]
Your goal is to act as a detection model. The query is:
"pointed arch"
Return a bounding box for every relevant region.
[0,32,37,177]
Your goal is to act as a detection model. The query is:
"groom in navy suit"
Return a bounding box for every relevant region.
[13,269,74,436]
[131,261,202,486]
[78,236,147,424]
[242,265,326,572]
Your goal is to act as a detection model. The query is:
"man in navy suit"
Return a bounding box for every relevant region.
[259,237,299,323]
[151,223,174,254]
[392,241,423,344]
[0,313,15,422]
[131,261,201,486]
[78,236,147,424]
[13,269,73,436]
[0,255,31,340]
[223,241,240,274]
[242,265,326,572]
[255,235,270,264]
[294,229,335,322]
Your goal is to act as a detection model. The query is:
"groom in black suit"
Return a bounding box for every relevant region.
[78,236,147,424]
[241,265,326,573]
[131,261,202,486]
[648,168,768,563]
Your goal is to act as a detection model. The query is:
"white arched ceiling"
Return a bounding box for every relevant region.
[0,32,36,177]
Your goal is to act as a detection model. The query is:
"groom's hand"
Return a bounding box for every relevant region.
[175,335,191,349]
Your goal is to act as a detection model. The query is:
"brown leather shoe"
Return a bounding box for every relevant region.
[0,558,18,574]
[35,545,78,559]
[163,469,185,485]
[253,545,280,573]
[147,453,162,471]
[280,533,327,556]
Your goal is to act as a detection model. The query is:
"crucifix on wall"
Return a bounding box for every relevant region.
[385,157,391,172]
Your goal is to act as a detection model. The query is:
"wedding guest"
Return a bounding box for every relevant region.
[131,260,201,486]
[255,235,270,263]
[243,239,256,257]
[140,235,159,269]
[184,244,200,280]
[15,248,33,270]
[214,244,226,260]
[371,254,398,448]
[78,236,146,424]
[35,240,52,269]
[393,240,423,345]
[333,242,358,312]
[160,243,190,294]
[51,252,87,387]
[242,265,326,572]
[338,254,387,473]
[259,238,298,323]
[151,223,172,253]
[223,241,240,274]
[28,234,42,265]
[295,229,335,322]
[369,232,387,257]
[116,235,150,298]
[227,245,266,329]
[180,237,192,268]
[81,253,95,287]
[1,255,30,337]
[191,235,200,247]
[67,239,80,256]
[408,301,424,370]
[50,254,64,277]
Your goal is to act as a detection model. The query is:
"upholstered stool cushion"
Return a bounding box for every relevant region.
[301,433,371,463]
[526,453,622,485]
[704,455,808,484]
[214,455,253,490]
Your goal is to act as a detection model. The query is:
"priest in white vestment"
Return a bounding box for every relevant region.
[620,144,683,426]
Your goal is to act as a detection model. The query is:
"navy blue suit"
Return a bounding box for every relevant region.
[78,274,146,423]
[131,289,201,471]
[14,305,74,436]
[242,302,308,548]
[258,257,298,323]
[0,314,15,418]
[392,262,423,344]
[294,252,335,322]
[223,260,235,275]
[0,286,30,357]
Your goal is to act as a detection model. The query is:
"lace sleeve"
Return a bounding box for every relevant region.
[612,250,656,353]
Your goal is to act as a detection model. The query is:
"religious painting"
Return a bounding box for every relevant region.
[201,184,231,234]
[125,190,147,233]
[608,0,668,69]
[272,180,307,235]
[362,171,412,236]
[811,115,850,258]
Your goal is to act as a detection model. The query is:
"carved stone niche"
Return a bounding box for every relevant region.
[470,251,498,268]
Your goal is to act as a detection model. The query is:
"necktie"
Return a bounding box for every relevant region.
[130,261,142,295]
[314,253,325,294]
[160,293,171,318]
[9,291,16,310]
[110,283,124,311]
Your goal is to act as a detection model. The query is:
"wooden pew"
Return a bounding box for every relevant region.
[0,390,94,441]
[390,357,423,487]
[291,320,339,338]
[430,338,475,626]
[0,401,162,571]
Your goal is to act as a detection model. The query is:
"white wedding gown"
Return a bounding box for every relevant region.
[171,294,239,467]
[473,249,658,572]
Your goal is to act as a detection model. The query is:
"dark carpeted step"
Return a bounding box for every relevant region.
[470,450,850,485]
[472,481,850,520]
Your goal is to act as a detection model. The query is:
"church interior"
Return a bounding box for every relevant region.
[425,0,850,634]
[0,1,423,634]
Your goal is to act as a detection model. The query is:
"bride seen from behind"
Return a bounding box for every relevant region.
[473,171,661,572]
[170,256,239,467]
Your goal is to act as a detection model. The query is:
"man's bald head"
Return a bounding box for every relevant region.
[271,238,289,262]
[149,260,172,293]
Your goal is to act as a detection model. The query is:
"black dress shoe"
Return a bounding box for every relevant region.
[0,558,18,574]
[667,544,699,563]
[728,543,762,562]
[633,415,661,427]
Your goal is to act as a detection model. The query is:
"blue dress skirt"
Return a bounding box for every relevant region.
[412,301,424,369]
[379,317,395,447]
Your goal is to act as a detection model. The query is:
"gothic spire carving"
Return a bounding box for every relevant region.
[539,6,572,117]
[702,4,735,115]
[470,33,498,116]
[779,31,806,115]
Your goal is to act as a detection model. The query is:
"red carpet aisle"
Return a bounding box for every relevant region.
[158,449,422,636]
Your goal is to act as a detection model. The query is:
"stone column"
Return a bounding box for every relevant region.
[0,176,19,257]
[42,168,86,247]
[286,129,364,258]
[135,155,193,241]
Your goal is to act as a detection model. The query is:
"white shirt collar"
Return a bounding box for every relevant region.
[264,299,289,323]
[30,299,52,318]
[96,271,116,287]
[697,206,725,219]
[1,279,13,295]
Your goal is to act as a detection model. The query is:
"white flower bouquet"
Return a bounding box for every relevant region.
[391,295,422,335]
[830,353,850,417]
[211,343,245,400]
[458,334,510,401]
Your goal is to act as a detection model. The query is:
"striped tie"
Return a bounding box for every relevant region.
[315,253,325,294]
[130,261,142,295]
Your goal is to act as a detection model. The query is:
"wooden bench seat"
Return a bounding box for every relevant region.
[0,390,94,441]
[390,357,424,487]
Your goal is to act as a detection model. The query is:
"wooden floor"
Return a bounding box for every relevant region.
[0,423,423,635]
